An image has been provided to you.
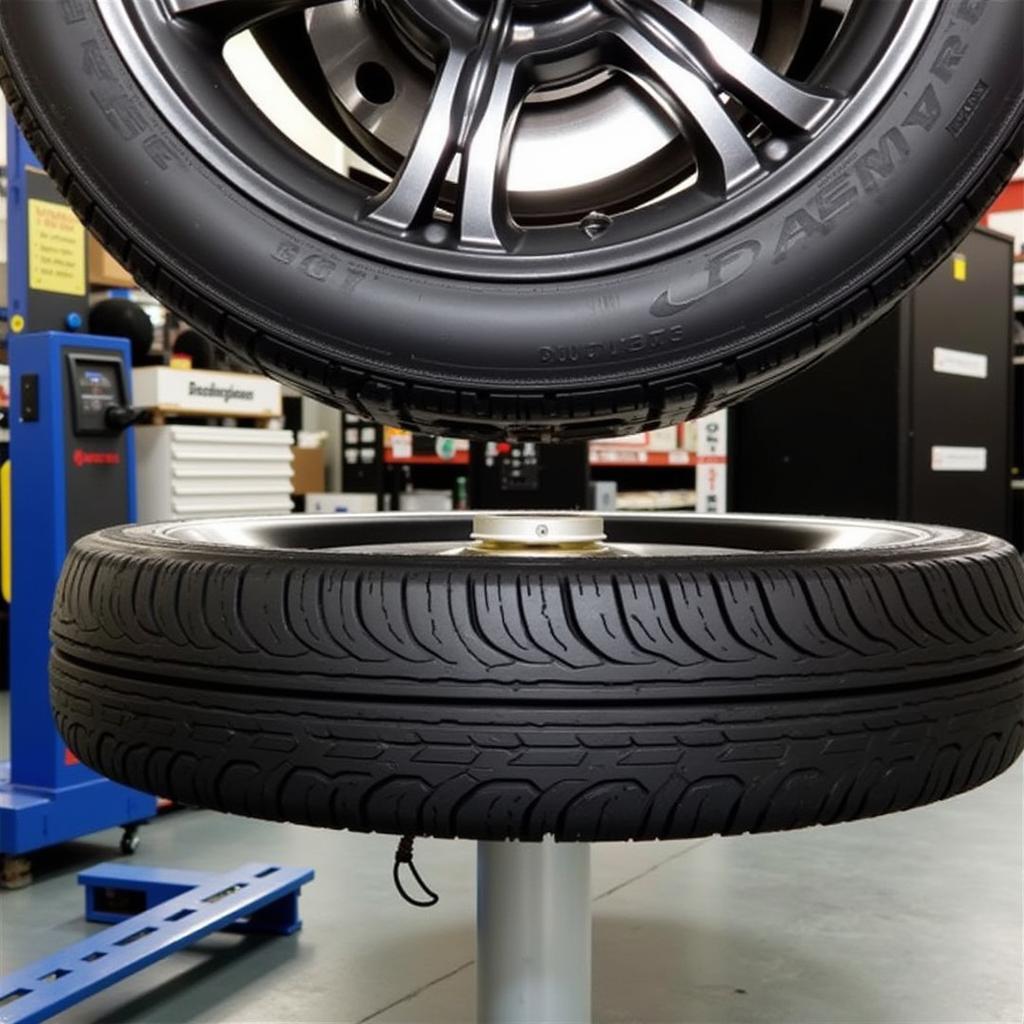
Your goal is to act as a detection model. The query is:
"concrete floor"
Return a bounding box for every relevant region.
[1,696,1021,1023]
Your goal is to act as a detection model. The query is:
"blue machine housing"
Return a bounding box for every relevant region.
[0,332,156,856]
[4,113,35,329]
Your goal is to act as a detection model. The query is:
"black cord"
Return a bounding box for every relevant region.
[393,835,439,908]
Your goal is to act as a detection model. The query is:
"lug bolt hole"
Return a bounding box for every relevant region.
[356,61,396,105]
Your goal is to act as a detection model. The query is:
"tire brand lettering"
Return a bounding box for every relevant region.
[81,41,116,82]
[853,127,911,193]
[540,325,682,364]
[269,243,338,283]
[955,0,987,26]
[82,31,150,144]
[946,79,990,138]
[930,35,968,84]
[141,136,180,170]
[299,254,337,282]
[816,169,858,222]
[903,84,942,132]
[774,126,911,263]
[339,267,367,295]
[272,242,300,265]
[650,240,761,317]
[89,89,147,141]
[626,0,986,352]
[60,0,86,24]
[905,0,987,140]
[773,207,829,262]
[82,36,168,163]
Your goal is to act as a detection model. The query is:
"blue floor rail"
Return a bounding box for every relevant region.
[0,861,314,1024]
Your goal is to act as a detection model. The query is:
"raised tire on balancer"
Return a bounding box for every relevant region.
[0,0,1021,440]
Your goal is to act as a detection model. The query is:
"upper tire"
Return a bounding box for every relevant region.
[0,0,1022,440]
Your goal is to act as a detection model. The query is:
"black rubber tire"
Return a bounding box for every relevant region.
[1,1,1022,441]
[50,516,1024,842]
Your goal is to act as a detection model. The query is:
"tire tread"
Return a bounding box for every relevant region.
[44,525,1024,841]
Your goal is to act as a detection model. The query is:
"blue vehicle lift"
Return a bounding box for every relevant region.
[0,861,314,1023]
[1,117,157,884]
[0,333,157,885]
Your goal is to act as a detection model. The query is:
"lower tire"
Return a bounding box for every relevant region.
[51,513,1024,841]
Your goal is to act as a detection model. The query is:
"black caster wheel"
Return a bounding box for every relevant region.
[0,854,33,890]
[120,826,141,856]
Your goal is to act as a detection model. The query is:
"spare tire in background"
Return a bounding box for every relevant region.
[50,513,1024,842]
[171,329,218,371]
[1,0,1021,441]
[88,299,155,367]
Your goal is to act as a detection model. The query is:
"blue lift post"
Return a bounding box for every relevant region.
[2,116,155,881]
[0,862,315,1024]
[0,333,157,882]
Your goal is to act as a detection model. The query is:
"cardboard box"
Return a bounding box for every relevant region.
[291,446,326,495]
[646,425,681,451]
[88,236,135,288]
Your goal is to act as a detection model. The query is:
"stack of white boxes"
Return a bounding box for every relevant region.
[132,366,294,523]
[134,424,295,523]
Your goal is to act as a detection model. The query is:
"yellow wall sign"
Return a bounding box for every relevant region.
[28,198,86,296]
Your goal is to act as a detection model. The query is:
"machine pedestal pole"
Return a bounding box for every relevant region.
[477,839,592,1024]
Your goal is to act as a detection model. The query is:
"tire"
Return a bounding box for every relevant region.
[1,1,1022,442]
[50,514,1024,842]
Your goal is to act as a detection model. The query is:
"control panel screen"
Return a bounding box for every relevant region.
[66,354,126,435]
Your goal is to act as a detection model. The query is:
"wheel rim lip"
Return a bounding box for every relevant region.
[138,511,937,557]
[99,0,939,280]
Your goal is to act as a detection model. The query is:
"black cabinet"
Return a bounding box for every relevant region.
[731,227,1014,540]
[470,442,590,510]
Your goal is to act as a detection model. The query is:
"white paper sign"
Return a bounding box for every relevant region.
[933,347,988,379]
[695,410,729,514]
[931,446,987,472]
[132,367,282,417]
[390,434,413,459]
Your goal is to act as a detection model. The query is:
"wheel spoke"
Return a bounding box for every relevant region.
[611,23,763,194]
[167,0,330,38]
[368,1,528,249]
[631,0,838,132]
[367,46,472,233]
[457,58,525,249]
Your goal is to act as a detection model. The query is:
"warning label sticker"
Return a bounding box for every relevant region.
[28,198,86,296]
